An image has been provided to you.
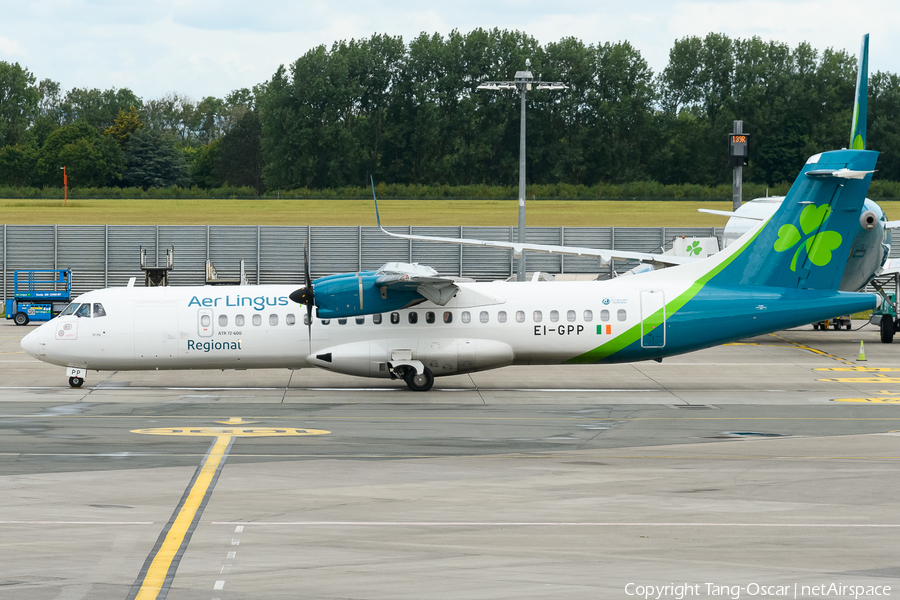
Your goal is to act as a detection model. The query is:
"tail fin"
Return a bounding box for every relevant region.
[850,34,869,150]
[713,149,877,290]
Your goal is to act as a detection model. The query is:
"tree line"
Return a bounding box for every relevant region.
[2,29,900,196]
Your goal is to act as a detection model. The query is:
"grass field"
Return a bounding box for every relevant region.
[0,198,735,227]
[5,198,900,227]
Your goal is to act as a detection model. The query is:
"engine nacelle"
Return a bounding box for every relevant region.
[314,273,423,319]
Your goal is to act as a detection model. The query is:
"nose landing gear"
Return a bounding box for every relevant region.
[68,376,84,388]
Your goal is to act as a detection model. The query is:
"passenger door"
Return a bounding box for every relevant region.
[640,290,666,348]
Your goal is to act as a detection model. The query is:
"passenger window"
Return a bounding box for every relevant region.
[356,316,365,325]
[617,309,627,321]
[480,311,489,323]
[443,311,453,323]
[75,303,92,318]
[567,310,576,322]
[550,310,559,322]
[584,310,593,322]
[516,311,525,323]
[533,310,542,323]
[498,311,507,323]
[236,314,245,326]
[461,311,471,323]
[338,318,347,325]
[252,314,262,326]
[408,312,418,324]
[219,314,228,327]
[425,312,435,324]
[286,314,296,326]
[60,303,79,316]
[600,310,609,322]
[373,314,382,324]
[270,314,279,326]
[390,312,400,324]
[321,319,330,325]
[200,314,210,327]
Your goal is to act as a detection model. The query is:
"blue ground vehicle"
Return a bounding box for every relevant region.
[5,270,71,326]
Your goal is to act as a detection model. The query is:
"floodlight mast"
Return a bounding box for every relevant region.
[476,62,567,282]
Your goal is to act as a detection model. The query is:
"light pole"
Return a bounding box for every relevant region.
[60,166,67,206]
[477,60,566,281]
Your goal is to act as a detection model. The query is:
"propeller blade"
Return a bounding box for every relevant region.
[304,237,313,343]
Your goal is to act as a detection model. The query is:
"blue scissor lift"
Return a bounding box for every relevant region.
[5,270,72,326]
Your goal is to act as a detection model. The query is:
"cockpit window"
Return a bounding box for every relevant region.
[74,303,92,318]
[93,303,107,318]
[60,303,79,316]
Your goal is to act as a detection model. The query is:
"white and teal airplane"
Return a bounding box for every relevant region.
[21,147,880,391]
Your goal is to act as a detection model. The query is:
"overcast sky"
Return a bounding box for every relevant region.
[1,0,896,101]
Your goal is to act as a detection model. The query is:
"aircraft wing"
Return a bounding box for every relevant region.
[371,193,694,267]
[376,227,695,267]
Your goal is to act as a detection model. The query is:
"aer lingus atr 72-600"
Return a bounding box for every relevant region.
[22,148,879,391]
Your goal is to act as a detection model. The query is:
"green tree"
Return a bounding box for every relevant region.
[36,120,123,187]
[185,139,222,188]
[0,142,38,186]
[869,70,900,181]
[0,61,39,147]
[104,106,143,149]
[58,137,123,187]
[61,87,143,130]
[122,128,189,189]
[215,109,263,193]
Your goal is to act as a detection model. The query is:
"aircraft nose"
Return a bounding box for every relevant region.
[21,326,44,357]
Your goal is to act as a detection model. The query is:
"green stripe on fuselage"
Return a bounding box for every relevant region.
[565,226,765,364]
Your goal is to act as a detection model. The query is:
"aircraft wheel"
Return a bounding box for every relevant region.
[68,376,84,388]
[404,367,434,392]
[13,312,29,326]
[812,323,818,330]
[880,316,894,343]
[846,323,852,331]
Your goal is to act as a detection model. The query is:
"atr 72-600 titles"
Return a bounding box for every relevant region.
[21,148,880,391]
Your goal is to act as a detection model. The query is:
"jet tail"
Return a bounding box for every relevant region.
[710,149,877,290]
[850,34,869,150]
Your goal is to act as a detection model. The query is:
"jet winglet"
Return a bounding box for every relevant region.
[850,33,869,150]
[698,208,765,220]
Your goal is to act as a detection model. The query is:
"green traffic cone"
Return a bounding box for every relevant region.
[858,340,867,361]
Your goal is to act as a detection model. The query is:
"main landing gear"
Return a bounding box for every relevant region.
[404,367,435,392]
[881,317,896,344]
[68,376,84,388]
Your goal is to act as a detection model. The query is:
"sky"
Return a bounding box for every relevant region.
[1,0,897,101]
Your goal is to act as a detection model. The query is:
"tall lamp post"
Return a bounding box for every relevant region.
[477,60,566,281]
[60,166,67,206]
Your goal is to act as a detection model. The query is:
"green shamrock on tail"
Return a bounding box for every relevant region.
[687,241,702,256]
[773,204,842,271]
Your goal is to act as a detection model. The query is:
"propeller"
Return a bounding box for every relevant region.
[289,238,315,345]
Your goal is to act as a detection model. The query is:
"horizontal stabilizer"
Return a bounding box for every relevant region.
[806,168,874,180]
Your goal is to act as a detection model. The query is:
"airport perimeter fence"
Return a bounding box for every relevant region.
[0,224,732,302]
